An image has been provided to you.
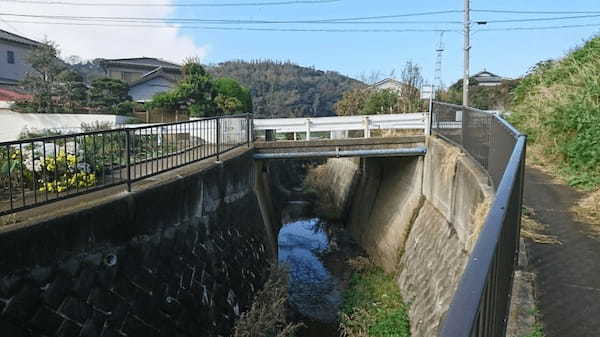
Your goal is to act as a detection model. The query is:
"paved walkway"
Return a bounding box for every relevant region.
[524,167,600,337]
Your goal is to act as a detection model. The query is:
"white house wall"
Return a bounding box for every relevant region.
[0,111,130,142]
[374,82,403,92]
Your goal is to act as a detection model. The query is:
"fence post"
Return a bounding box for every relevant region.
[306,118,311,141]
[426,100,433,135]
[125,129,132,192]
[216,117,221,162]
[247,113,251,147]
[364,117,370,138]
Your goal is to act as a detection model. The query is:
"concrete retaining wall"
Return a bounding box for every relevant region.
[347,157,424,272]
[0,150,273,337]
[310,135,493,337]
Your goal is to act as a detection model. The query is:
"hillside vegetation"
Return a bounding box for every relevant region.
[440,78,520,111]
[510,36,600,189]
[209,60,364,117]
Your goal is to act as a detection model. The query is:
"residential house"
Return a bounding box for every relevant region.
[0,29,42,86]
[99,57,182,102]
[472,70,507,87]
[371,78,404,93]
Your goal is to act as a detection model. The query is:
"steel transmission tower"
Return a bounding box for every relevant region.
[434,31,445,90]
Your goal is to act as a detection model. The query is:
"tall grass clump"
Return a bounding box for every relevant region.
[232,266,301,337]
[509,35,600,189]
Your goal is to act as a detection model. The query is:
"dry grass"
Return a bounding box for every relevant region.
[467,198,492,250]
[347,256,373,272]
[232,266,301,337]
[572,189,600,225]
[571,189,600,238]
[521,207,561,245]
[0,214,18,228]
[440,145,462,183]
[371,129,423,138]
[525,146,567,184]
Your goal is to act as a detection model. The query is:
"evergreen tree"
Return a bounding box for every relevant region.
[17,40,66,113]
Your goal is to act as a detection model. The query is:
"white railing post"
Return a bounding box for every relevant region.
[252,113,427,136]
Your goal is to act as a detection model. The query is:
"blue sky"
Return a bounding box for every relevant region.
[2,0,599,85]
[172,0,600,85]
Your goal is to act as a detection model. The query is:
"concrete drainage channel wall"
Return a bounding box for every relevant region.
[0,150,273,337]
[316,136,494,337]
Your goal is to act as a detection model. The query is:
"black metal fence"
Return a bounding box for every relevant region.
[432,102,527,337]
[0,114,252,216]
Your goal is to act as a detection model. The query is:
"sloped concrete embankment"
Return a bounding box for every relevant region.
[0,150,274,337]
[313,137,493,337]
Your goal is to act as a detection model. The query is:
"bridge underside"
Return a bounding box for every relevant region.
[253,136,426,159]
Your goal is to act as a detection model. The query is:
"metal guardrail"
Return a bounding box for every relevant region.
[253,112,426,139]
[0,114,251,216]
[432,102,527,337]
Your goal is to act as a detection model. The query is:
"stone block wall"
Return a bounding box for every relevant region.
[397,203,466,337]
[0,151,273,337]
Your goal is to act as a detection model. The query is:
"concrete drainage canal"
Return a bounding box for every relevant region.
[263,143,494,337]
[278,200,364,337]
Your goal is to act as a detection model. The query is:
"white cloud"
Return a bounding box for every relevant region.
[0,0,209,64]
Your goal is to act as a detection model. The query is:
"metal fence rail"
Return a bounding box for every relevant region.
[432,102,526,337]
[253,112,426,140]
[0,114,251,216]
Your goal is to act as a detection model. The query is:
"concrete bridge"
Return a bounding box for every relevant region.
[0,103,525,337]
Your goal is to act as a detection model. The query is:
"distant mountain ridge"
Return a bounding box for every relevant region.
[70,59,364,117]
[208,60,364,117]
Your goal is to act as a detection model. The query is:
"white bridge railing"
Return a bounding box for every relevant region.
[253,112,427,139]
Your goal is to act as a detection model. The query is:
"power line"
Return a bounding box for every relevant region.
[0,12,463,25]
[477,22,600,32]
[6,17,600,33]
[0,15,25,35]
[473,9,600,15]
[2,10,598,26]
[481,13,600,24]
[0,11,464,24]
[0,0,342,7]
[1,19,455,32]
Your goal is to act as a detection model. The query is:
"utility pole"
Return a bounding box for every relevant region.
[463,0,470,106]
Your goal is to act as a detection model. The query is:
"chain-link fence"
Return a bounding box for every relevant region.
[433,102,527,337]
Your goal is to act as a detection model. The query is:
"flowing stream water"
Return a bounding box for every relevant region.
[277,200,359,337]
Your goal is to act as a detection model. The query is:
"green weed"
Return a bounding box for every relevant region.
[340,261,410,337]
[522,324,545,337]
[509,34,600,189]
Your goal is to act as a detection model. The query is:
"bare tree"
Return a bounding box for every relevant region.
[358,70,383,85]
[400,61,424,112]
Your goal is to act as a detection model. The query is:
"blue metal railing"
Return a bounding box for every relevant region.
[432,102,526,337]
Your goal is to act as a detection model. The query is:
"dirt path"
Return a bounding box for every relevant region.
[524,167,600,337]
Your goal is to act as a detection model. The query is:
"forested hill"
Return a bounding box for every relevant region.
[208,60,364,117]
